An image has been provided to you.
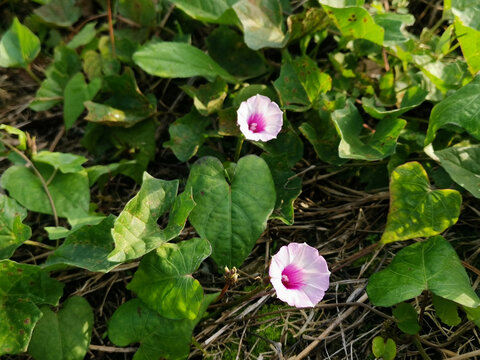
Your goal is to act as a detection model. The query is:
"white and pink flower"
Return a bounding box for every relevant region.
[236,94,283,142]
[269,243,330,308]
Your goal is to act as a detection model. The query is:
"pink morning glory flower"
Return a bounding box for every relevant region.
[269,243,330,308]
[237,94,283,142]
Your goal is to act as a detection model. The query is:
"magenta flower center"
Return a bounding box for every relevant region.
[247,113,266,133]
[281,264,304,290]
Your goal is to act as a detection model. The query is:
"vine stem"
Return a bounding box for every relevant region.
[25,64,41,84]
[107,0,116,57]
[4,142,59,227]
[234,136,245,162]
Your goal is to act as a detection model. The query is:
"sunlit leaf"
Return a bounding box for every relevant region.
[233,0,285,50]
[108,173,195,262]
[27,297,93,360]
[0,194,31,259]
[374,13,414,46]
[128,238,211,320]
[181,78,228,116]
[381,162,461,244]
[454,17,480,75]
[32,151,87,174]
[372,337,396,360]
[451,0,480,30]
[133,42,237,83]
[169,0,238,25]
[0,260,63,355]
[108,294,217,360]
[186,155,275,267]
[367,236,480,307]
[0,18,40,68]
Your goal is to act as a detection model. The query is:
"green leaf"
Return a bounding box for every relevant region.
[34,0,81,27]
[430,144,480,199]
[0,260,63,355]
[118,0,156,26]
[0,194,31,259]
[30,46,82,111]
[181,78,228,116]
[332,100,406,160]
[361,86,428,120]
[425,75,480,145]
[284,7,329,45]
[372,336,396,360]
[108,294,217,360]
[133,42,237,83]
[108,173,195,262]
[128,238,211,320]
[381,162,462,244]
[1,165,90,222]
[367,236,480,308]
[451,0,480,30]
[67,22,97,49]
[169,0,238,25]
[206,26,268,79]
[233,0,285,50]
[0,125,27,152]
[322,5,384,45]
[27,297,93,360]
[186,155,276,268]
[0,18,40,68]
[374,13,414,46]
[44,215,119,272]
[32,151,87,173]
[392,303,420,335]
[432,294,461,326]
[63,73,101,130]
[454,17,480,75]
[163,110,210,162]
[274,55,332,111]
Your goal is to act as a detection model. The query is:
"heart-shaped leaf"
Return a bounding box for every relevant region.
[44,215,119,272]
[34,0,81,27]
[108,173,195,262]
[186,155,276,268]
[108,294,217,360]
[367,236,480,308]
[128,238,211,320]
[381,162,461,244]
[433,294,461,326]
[392,303,420,335]
[0,260,63,355]
[169,0,237,25]
[27,296,93,360]
[32,151,87,174]
[0,194,31,259]
[425,75,480,145]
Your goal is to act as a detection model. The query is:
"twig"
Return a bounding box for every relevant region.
[24,240,56,250]
[445,349,480,360]
[89,344,137,353]
[4,142,59,227]
[290,292,369,360]
[107,0,116,57]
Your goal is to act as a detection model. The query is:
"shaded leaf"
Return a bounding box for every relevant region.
[332,100,406,160]
[44,215,119,272]
[0,194,31,259]
[108,173,195,262]
[169,0,238,25]
[367,236,480,307]
[433,294,461,326]
[284,7,329,45]
[186,155,275,267]
[181,78,228,116]
[118,0,156,26]
[128,238,211,320]
[425,75,480,145]
[108,294,217,360]
[67,22,97,49]
[163,110,210,162]
[63,73,101,130]
[0,18,40,68]
[28,297,93,360]
[133,42,237,83]
[0,260,63,355]
[34,0,81,27]
[233,0,285,50]
[393,303,420,334]
[381,162,461,244]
